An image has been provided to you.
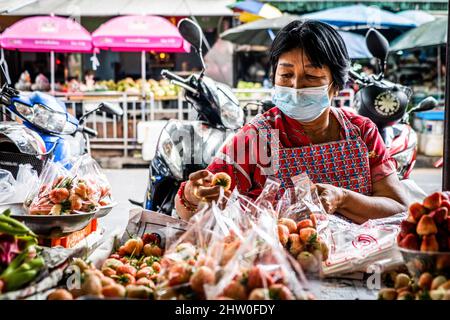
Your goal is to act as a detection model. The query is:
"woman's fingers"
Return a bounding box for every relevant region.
[189,170,209,182]
[197,185,221,198]
[315,183,327,194]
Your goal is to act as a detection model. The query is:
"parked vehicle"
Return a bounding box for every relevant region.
[349,28,438,179]
[0,75,123,178]
[137,18,245,215]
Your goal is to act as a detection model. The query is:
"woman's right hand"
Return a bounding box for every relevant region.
[184,170,223,206]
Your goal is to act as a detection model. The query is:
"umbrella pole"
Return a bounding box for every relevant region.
[141,51,146,98]
[50,51,55,94]
[443,18,450,191]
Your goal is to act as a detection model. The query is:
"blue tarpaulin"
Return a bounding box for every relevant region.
[301,4,417,29]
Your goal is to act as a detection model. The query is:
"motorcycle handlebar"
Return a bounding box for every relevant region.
[161,69,187,84]
[80,126,98,137]
[348,69,365,82]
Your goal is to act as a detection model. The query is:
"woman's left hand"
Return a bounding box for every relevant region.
[315,183,347,214]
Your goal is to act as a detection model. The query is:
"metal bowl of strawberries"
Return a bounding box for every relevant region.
[397,192,450,279]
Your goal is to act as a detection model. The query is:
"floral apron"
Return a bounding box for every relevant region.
[250,107,373,197]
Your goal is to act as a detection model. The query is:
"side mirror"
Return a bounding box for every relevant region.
[178,18,206,73]
[99,102,123,117]
[178,18,203,53]
[366,29,389,75]
[411,96,439,113]
[78,102,123,125]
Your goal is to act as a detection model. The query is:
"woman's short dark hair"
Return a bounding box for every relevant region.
[269,20,350,90]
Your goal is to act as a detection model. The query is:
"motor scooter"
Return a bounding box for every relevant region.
[348,29,438,179]
[0,66,123,178]
[134,19,245,215]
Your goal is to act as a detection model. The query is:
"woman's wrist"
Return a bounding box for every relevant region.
[178,182,198,213]
[338,187,350,210]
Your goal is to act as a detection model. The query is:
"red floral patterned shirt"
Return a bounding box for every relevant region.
[206,107,396,199]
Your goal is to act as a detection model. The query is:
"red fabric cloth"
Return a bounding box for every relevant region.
[207,107,396,199]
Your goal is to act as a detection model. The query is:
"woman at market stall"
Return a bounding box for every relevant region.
[175,20,408,224]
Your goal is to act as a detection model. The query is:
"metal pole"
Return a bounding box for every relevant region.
[442,15,450,191]
[50,50,55,93]
[141,51,146,98]
[438,48,442,102]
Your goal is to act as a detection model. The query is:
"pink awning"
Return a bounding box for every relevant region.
[92,15,190,53]
[0,15,92,53]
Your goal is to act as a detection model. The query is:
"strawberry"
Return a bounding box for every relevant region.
[420,235,439,252]
[278,218,297,234]
[397,232,404,244]
[408,202,427,223]
[440,200,450,211]
[277,224,290,247]
[297,219,314,231]
[400,220,416,236]
[247,266,274,290]
[429,207,448,225]
[416,215,438,236]
[423,192,443,211]
[399,233,419,250]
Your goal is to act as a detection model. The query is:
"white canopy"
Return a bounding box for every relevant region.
[1,0,235,16]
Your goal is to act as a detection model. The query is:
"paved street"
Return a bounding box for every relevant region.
[100,168,444,235]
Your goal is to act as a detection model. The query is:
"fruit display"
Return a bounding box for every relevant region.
[398,192,450,252]
[47,233,164,300]
[0,209,45,294]
[379,271,450,300]
[96,78,180,99]
[277,216,329,273]
[235,81,264,99]
[28,175,111,216]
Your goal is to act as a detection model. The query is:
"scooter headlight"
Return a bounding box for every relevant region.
[157,129,183,180]
[14,102,67,134]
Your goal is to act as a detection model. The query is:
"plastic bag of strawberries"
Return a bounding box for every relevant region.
[204,209,315,300]
[275,173,331,275]
[153,190,253,300]
[24,154,113,216]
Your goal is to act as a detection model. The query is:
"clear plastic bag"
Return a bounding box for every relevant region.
[205,210,313,300]
[155,190,253,300]
[0,165,38,204]
[273,173,330,274]
[24,155,112,215]
[323,214,404,276]
[0,169,16,203]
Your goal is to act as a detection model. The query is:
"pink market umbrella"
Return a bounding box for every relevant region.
[92,15,190,96]
[1,15,93,92]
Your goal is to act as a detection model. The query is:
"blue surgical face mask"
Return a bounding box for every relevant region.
[272,84,331,122]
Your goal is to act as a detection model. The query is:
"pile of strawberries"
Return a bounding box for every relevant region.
[47,233,164,300]
[398,192,450,252]
[277,216,329,273]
